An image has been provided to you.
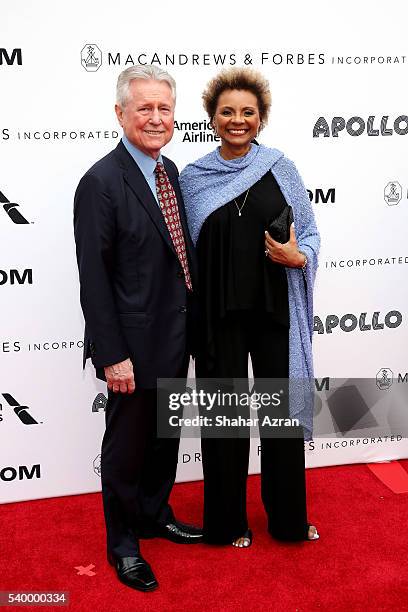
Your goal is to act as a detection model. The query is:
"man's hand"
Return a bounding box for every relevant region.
[104,358,135,394]
[265,224,306,268]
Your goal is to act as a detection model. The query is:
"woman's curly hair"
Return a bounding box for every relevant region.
[202,67,272,130]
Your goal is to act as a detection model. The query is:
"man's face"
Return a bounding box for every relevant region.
[115,79,175,159]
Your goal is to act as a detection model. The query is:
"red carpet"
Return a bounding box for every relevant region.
[367,461,408,494]
[1,461,408,611]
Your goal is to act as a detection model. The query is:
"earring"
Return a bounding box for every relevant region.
[212,123,219,137]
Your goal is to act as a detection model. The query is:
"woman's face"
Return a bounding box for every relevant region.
[213,89,261,152]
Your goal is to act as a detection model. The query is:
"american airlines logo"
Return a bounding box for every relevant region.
[0,394,40,425]
[0,190,30,224]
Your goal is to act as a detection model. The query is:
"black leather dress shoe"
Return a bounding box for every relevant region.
[108,553,158,592]
[157,520,203,544]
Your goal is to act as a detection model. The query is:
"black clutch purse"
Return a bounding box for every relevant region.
[268,205,294,243]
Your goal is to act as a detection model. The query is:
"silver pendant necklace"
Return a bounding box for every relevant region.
[234,188,250,216]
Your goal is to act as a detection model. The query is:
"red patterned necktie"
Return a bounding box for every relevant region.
[154,162,192,291]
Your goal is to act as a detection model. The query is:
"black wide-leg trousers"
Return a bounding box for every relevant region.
[197,311,308,544]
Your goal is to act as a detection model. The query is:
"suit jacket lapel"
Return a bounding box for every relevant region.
[115,142,177,257]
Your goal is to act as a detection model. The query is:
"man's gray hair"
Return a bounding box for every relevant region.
[116,65,176,107]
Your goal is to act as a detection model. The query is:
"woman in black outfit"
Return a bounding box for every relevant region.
[179,68,320,548]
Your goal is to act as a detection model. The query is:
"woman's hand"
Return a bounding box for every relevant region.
[264,224,306,268]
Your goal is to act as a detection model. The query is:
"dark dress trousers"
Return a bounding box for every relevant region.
[74,141,197,557]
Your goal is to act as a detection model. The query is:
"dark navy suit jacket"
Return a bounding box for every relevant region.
[74,141,197,387]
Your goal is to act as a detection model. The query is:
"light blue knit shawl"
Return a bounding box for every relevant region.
[179,144,320,440]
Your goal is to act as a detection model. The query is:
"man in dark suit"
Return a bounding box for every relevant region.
[74,65,202,592]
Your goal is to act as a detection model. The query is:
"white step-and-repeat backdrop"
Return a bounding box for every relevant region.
[1,1,407,503]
